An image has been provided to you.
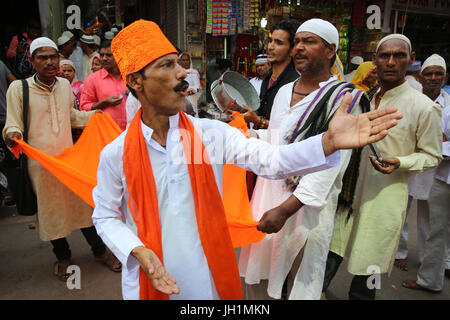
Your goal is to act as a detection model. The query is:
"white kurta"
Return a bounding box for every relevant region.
[408,90,450,200]
[92,113,340,300]
[249,77,263,96]
[408,92,448,200]
[239,77,355,300]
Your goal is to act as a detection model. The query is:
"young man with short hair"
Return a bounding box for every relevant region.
[258,19,300,121]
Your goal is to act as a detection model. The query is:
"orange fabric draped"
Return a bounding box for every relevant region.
[224,112,265,247]
[11,112,265,249]
[11,113,122,207]
[122,109,167,300]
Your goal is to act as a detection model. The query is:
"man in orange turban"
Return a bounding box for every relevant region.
[91,19,402,300]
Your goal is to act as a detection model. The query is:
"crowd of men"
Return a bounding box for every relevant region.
[0,16,448,300]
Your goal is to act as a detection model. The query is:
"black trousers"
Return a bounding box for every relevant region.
[50,226,106,261]
[322,251,376,300]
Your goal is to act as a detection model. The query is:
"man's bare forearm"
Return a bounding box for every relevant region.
[279,194,304,219]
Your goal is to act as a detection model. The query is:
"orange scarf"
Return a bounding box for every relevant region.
[122,109,243,300]
[11,113,265,249]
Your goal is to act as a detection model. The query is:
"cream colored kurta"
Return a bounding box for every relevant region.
[330,81,443,275]
[3,76,95,241]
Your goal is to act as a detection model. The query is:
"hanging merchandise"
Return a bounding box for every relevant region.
[249,0,260,27]
[243,0,251,31]
[206,0,213,33]
[211,0,231,36]
[200,0,205,30]
[337,20,350,70]
[230,1,242,35]
[235,34,259,78]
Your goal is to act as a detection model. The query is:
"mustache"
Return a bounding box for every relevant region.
[173,80,189,92]
[294,53,308,59]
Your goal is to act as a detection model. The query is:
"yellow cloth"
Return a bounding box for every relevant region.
[330,81,443,275]
[351,62,376,92]
[331,55,345,81]
[3,76,95,241]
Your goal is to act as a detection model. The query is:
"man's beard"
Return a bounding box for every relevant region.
[295,54,325,75]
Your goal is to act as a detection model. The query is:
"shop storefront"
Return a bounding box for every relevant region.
[391,0,450,65]
[3,1,448,79]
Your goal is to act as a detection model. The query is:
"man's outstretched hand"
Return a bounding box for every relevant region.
[322,92,403,156]
[131,246,180,295]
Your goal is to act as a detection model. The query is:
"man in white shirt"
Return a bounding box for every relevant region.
[80,35,98,81]
[401,54,450,291]
[239,18,371,300]
[91,20,402,300]
[249,54,271,96]
[344,56,363,82]
[405,60,423,92]
[403,105,450,291]
[396,54,450,272]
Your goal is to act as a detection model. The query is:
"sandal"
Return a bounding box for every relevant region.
[54,259,73,282]
[95,248,122,272]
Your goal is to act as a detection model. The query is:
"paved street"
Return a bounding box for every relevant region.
[0,200,448,300]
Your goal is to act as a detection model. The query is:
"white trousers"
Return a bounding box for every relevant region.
[416,179,450,291]
[395,196,430,262]
[242,246,305,300]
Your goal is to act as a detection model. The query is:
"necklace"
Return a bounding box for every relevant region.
[291,79,311,96]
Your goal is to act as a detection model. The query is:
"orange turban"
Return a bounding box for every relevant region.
[111,20,178,84]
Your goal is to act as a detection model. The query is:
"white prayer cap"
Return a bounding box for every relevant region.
[60,59,76,69]
[421,54,446,73]
[256,54,268,64]
[350,56,363,65]
[57,35,71,46]
[62,31,74,39]
[110,27,119,33]
[296,18,339,52]
[80,35,95,44]
[104,31,114,40]
[30,37,58,56]
[376,34,411,54]
[93,35,101,46]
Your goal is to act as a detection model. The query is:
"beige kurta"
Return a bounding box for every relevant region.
[3,76,95,241]
[329,81,443,275]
